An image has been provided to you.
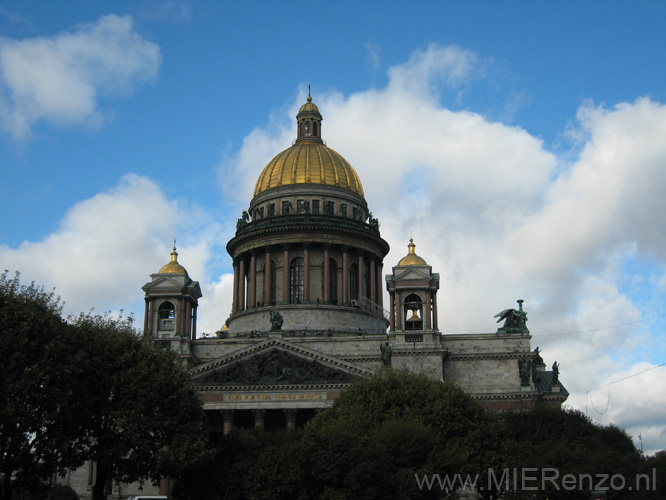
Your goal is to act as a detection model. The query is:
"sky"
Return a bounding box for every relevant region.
[1,0,666,455]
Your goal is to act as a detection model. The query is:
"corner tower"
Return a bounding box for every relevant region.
[386,239,440,343]
[142,245,202,357]
[226,96,390,334]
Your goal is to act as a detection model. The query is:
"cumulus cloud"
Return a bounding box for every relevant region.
[0,174,182,317]
[0,14,161,138]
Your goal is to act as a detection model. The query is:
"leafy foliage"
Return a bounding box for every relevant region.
[0,272,207,500]
[0,272,90,500]
[68,312,208,500]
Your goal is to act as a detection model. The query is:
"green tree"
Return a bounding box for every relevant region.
[303,369,504,500]
[0,272,91,500]
[501,407,645,499]
[69,312,207,500]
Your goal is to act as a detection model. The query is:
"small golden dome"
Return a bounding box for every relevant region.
[397,238,428,266]
[299,95,320,114]
[159,245,189,275]
[254,141,364,196]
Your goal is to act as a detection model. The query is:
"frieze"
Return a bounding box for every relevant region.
[195,347,354,386]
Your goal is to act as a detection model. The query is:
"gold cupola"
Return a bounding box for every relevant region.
[158,244,189,276]
[253,95,364,197]
[397,238,428,266]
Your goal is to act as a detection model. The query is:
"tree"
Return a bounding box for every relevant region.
[0,272,91,500]
[68,312,207,500]
[500,407,645,499]
[0,272,207,500]
[302,369,504,499]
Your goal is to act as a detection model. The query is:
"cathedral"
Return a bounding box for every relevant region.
[142,95,567,434]
[63,95,566,499]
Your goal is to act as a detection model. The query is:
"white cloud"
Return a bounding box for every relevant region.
[0,174,180,317]
[0,14,161,138]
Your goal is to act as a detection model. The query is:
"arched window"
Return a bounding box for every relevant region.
[299,122,303,137]
[313,122,318,136]
[304,121,310,136]
[404,294,423,331]
[290,257,304,304]
[349,263,358,301]
[158,301,175,319]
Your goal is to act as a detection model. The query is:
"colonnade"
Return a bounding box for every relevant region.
[231,243,384,314]
[220,408,313,433]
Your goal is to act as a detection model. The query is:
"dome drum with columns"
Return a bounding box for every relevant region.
[226,95,389,334]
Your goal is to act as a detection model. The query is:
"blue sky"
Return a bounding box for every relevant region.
[2,1,666,453]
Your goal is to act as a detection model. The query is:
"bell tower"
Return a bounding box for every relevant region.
[142,244,202,357]
[386,239,440,340]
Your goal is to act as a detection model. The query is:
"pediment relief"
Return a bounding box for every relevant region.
[191,338,374,387]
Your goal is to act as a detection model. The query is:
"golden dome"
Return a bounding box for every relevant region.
[159,245,189,275]
[298,95,320,114]
[254,141,364,196]
[397,238,428,266]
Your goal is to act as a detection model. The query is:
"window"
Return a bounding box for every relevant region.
[290,257,304,304]
[324,201,334,215]
[297,199,305,213]
[158,301,175,319]
[313,122,318,136]
[311,199,320,214]
[349,263,358,301]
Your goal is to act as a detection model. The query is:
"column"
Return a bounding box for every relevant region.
[238,257,246,311]
[370,256,376,303]
[192,304,197,339]
[389,291,395,331]
[425,290,432,330]
[249,251,257,309]
[222,410,234,435]
[377,262,384,308]
[396,291,402,330]
[323,244,330,303]
[433,292,439,331]
[232,260,239,314]
[184,302,191,339]
[175,298,182,336]
[284,409,297,431]
[357,252,364,299]
[282,244,290,304]
[253,409,266,429]
[264,246,272,305]
[143,298,150,334]
[303,244,310,303]
[342,247,349,305]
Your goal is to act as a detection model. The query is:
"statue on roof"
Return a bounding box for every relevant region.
[494,299,529,334]
[552,361,560,384]
[269,309,283,331]
[380,341,393,366]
